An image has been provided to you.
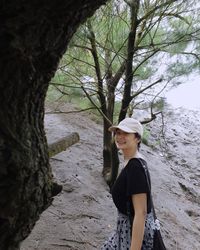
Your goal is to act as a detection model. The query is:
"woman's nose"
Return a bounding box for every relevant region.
[116,133,123,138]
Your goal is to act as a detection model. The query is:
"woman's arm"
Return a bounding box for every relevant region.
[130,193,147,250]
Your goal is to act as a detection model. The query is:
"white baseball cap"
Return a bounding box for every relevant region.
[108,117,143,137]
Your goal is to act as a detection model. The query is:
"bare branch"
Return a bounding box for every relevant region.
[50,82,100,94]
[62,55,95,69]
[167,51,200,61]
[131,78,163,100]
[132,49,160,76]
[51,85,69,96]
[50,82,81,89]
[87,20,108,116]
[138,0,179,24]
[141,110,162,124]
[163,12,190,24]
[45,107,97,115]
[81,86,112,125]
[107,60,127,90]
[73,44,93,51]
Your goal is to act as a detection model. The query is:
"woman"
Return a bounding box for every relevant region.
[101,117,153,250]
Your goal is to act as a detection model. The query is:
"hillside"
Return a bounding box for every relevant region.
[21,103,200,250]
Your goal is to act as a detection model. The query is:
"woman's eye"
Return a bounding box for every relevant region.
[116,131,127,136]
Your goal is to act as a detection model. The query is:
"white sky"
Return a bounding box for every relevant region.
[166,76,200,110]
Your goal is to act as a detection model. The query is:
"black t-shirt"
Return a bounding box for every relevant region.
[111,158,151,216]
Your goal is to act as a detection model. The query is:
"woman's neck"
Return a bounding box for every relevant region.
[123,148,138,160]
[123,149,140,166]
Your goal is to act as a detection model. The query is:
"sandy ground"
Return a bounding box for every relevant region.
[21,103,200,250]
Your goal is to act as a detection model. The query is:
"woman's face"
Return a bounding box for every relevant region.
[114,129,140,151]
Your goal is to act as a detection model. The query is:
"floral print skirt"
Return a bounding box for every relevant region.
[101,211,155,250]
[101,212,131,250]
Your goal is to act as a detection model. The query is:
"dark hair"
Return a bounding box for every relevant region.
[134,132,141,150]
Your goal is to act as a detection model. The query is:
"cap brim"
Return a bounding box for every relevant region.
[108,125,136,133]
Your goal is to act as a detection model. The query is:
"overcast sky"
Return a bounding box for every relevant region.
[166,75,200,110]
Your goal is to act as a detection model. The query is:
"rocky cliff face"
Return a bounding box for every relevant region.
[21,103,200,250]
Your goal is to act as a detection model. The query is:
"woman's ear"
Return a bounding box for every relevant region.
[137,138,141,144]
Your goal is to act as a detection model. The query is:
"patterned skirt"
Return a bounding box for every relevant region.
[101,211,155,250]
[101,212,131,250]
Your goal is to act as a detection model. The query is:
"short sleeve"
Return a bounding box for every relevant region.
[126,159,148,197]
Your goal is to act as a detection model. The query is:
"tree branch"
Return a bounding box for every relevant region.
[138,0,178,24]
[141,110,162,124]
[81,86,112,125]
[72,43,93,51]
[132,49,160,76]
[131,78,163,100]
[45,107,97,115]
[87,20,107,115]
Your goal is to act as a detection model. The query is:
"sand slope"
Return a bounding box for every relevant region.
[21,103,200,250]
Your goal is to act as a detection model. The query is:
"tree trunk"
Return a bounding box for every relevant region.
[104,79,120,186]
[0,0,108,249]
[107,142,119,188]
[102,117,120,187]
[102,118,112,178]
[119,0,140,122]
[48,133,80,157]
